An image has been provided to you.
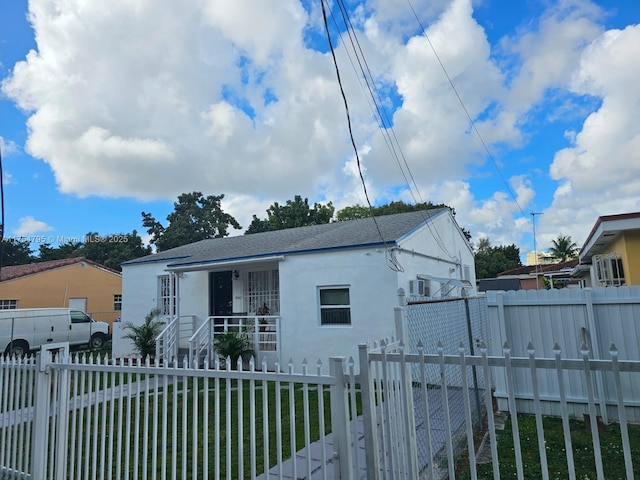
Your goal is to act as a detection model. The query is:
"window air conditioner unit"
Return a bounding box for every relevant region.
[409,279,430,297]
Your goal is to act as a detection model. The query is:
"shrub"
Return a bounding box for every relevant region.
[122,309,165,359]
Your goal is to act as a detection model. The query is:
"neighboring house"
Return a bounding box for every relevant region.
[0,257,123,324]
[483,259,580,291]
[573,211,640,287]
[116,209,476,366]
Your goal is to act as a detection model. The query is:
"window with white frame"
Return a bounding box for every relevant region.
[114,294,122,311]
[247,269,280,314]
[158,275,176,316]
[0,300,17,310]
[593,253,625,286]
[319,287,351,326]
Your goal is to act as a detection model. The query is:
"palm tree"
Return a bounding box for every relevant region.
[122,309,165,359]
[548,235,578,262]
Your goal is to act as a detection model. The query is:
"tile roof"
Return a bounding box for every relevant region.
[123,209,449,268]
[498,259,579,277]
[0,257,120,282]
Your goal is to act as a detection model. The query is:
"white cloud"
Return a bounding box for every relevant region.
[1,0,636,257]
[0,136,18,156]
[13,216,53,235]
[545,23,640,245]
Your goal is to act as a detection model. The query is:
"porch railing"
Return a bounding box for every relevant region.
[155,315,197,364]
[189,315,280,368]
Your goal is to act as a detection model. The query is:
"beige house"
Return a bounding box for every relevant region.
[0,257,122,325]
[573,211,640,287]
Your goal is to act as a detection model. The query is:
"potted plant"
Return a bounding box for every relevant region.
[122,308,165,362]
[213,330,256,369]
[256,303,270,332]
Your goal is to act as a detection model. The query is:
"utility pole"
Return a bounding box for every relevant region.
[531,212,543,289]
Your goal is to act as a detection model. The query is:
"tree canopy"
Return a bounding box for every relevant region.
[1,231,150,271]
[474,237,522,279]
[143,192,241,251]
[548,234,578,262]
[76,231,152,271]
[0,239,33,266]
[245,195,334,234]
[336,201,471,240]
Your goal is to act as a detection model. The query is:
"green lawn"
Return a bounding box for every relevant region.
[457,414,640,479]
[64,376,344,479]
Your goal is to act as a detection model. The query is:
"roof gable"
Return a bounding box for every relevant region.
[123,209,450,268]
[0,257,121,282]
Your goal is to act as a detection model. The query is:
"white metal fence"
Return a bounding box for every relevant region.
[1,344,356,480]
[4,303,640,479]
[358,336,640,480]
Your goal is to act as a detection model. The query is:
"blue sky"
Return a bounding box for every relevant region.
[1,0,639,260]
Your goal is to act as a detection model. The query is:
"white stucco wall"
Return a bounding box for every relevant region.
[116,260,210,357]
[116,211,476,364]
[278,246,400,369]
[396,211,476,296]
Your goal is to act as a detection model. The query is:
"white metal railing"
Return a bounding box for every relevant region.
[1,346,355,480]
[155,315,198,364]
[155,315,179,363]
[359,338,640,480]
[5,338,640,480]
[189,315,279,368]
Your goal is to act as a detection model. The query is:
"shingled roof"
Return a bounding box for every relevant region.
[498,259,579,277]
[0,257,120,282]
[122,208,449,269]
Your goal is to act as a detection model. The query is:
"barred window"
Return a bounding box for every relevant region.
[158,275,176,316]
[247,269,279,314]
[0,300,17,310]
[319,287,351,326]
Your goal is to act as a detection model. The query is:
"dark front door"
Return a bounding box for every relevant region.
[210,271,233,316]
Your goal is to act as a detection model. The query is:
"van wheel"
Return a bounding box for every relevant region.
[5,340,29,357]
[89,334,106,350]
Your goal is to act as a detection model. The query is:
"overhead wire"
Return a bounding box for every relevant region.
[326,0,458,261]
[320,0,404,272]
[406,0,530,225]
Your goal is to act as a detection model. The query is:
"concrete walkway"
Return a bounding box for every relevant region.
[258,386,480,479]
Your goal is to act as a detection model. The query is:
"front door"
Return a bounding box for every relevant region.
[209,271,233,316]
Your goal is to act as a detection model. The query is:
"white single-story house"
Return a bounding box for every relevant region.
[114,208,476,368]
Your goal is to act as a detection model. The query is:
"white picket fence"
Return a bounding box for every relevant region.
[0,343,357,480]
[358,337,640,480]
[3,334,640,479]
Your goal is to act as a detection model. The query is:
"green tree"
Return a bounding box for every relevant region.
[142,192,241,251]
[0,238,34,266]
[37,241,82,261]
[548,234,578,262]
[336,200,472,240]
[78,230,152,271]
[474,238,522,279]
[245,195,334,234]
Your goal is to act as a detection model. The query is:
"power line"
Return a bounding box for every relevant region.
[326,0,458,261]
[320,0,403,272]
[405,0,530,225]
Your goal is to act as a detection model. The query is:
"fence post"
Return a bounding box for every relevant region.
[394,306,407,344]
[54,345,71,480]
[358,344,379,480]
[329,357,353,479]
[397,287,406,307]
[31,351,53,479]
[464,298,482,425]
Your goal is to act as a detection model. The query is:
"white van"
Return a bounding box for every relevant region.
[0,308,111,356]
